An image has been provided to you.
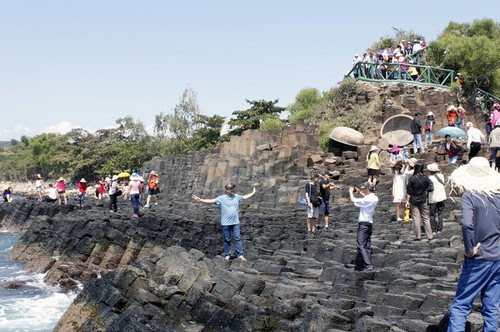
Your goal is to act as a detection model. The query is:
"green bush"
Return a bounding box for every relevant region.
[322,78,358,111]
[289,108,317,124]
[288,88,322,114]
[260,117,285,132]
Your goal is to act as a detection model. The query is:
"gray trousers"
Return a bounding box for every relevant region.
[411,203,433,240]
[356,222,373,269]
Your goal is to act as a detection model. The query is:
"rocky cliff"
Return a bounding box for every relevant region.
[1,83,492,331]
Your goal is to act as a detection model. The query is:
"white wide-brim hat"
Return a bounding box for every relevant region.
[427,112,434,116]
[112,175,119,181]
[449,157,500,194]
[427,162,439,172]
[369,145,378,152]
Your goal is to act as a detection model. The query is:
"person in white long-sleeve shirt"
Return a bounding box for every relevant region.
[466,122,485,160]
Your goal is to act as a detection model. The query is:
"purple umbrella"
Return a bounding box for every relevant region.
[377,49,394,57]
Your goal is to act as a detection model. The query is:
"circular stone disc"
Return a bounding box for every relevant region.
[381,130,413,146]
[328,127,365,146]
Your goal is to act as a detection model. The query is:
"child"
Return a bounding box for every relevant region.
[392,162,408,221]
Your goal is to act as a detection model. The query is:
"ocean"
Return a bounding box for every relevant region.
[0,230,77,331]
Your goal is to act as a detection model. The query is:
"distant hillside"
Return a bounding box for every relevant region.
[0,141,10,148]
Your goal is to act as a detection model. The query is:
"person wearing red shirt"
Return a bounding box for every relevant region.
[77,178,88,208]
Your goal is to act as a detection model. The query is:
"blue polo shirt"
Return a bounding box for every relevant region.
[215,194,243,226]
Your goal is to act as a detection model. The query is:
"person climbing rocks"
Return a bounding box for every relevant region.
[392,161,408,222]
[44,184,58,203]
[56,177,67,205]
[424,112,435,147]
[305,173,321,235]
[77,178,87,208]
[444,135,460,164]
[410,113,425,153]
[35,174,43,202]
[456,104,466,129]
[389,146,402,169]
[349,181,378,272]
[489,121,500,170]
[446,105,459,127]
[317,171,340,230]
[128,173,143,218]
[144,171,160,208]
[2,187,13,203]
[406,163,434,241]
[447,157,500,332]
[427,163,446,235]
[192,183,257,262]
[366,145,381,191]
[465,122,485,161]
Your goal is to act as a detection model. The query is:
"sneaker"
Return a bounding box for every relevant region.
[144,204,150,208]
[131,214,139,218]
[413,238,421,242]
[238,256,247,262]
[397,217,403,222]
[154,202,158,206]
[224,256,230,260]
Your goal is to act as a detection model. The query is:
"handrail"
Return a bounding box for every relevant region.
[346,61,455,88]
[405,45,429,63]
[476,88,500,110]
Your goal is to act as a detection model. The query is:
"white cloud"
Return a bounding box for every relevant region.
[0,125,33,141]
[41,121,76,135]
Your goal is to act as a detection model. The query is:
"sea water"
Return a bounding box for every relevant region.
[0,230,77,331]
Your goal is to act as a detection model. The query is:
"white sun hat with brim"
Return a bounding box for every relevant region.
[449,157,500,195]
[427,112,434,116]
[427,163,440,172]
[408,158,418,167]
[369,145,378,152]
[112,175,119,181]
[466,122,473,128]
[130,173,140,180]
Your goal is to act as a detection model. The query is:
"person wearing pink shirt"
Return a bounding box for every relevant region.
[128,173,143,218]
[56,177,67,205]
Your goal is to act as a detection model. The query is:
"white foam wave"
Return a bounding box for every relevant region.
[0,291,76,331]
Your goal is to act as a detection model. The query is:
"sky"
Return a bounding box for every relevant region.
[0,0,498,140]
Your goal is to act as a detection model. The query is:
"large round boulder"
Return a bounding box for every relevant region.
[380,114,414,146]
[328,127,365,146]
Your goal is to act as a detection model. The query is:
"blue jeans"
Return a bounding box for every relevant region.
[490,147,499,165]
[131,194,140,214]
[78,193,85,207]
[413,133,424,153]
[448,259,500,332]
[222,224,243,258]
[425,132,433,146]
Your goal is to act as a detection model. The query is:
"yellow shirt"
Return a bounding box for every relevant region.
[367,152,381,170]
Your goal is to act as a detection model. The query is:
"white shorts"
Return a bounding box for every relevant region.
[307,206,319,218]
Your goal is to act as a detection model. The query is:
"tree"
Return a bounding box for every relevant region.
[154,87,200,138]
[229,99,285,135]
[427,19,500,96]
[116,116,147,141]
[288,88,322,115]
[190,114,226,150]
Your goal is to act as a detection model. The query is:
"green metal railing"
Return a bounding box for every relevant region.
[476,88,500,110]
[405,45,429,63]
[346,61,456,88]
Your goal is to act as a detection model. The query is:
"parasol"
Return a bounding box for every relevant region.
[437,126,467,138]
[117,172,131,178]
[376,49,394,57]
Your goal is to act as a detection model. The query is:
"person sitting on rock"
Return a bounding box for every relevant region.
[56,177,67,205]
[192,183,257,262]
[406,163,434,241]
[144,171,160,208]
[366,145,381,191]
[44,184,58,203]
[447,157,500,331]
[349,182,378,272]
[2,187,13,203]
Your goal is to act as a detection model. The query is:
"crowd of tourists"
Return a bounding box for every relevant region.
[2,171,162,219]
[351,39,428,82]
